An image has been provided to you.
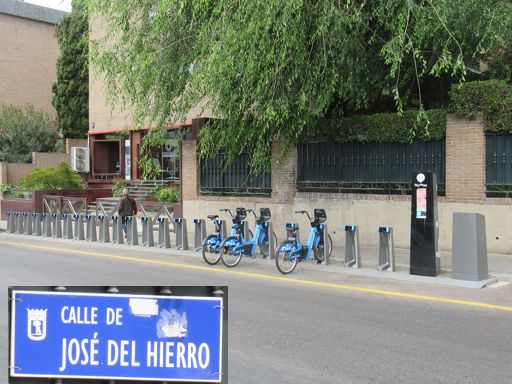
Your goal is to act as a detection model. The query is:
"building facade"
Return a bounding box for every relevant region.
[0,0,67,113]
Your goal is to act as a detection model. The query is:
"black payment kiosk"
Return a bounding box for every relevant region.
[410,171,440,276]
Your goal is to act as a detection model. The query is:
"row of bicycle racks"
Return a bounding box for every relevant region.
[5,210,398,273]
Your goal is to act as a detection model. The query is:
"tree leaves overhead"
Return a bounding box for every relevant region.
[88,0,512,172]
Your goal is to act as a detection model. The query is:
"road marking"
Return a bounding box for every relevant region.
[2,240,512,313]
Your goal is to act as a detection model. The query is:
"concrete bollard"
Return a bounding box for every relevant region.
[73,214,85,241]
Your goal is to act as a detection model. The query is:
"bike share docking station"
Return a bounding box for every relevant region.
[378,226,395,271]
[410,171,440,277]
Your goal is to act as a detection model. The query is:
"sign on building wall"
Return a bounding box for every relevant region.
[10,290,223,382]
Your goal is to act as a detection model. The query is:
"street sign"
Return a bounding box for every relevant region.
[10,290,223,382]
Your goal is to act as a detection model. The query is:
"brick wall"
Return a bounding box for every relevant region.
[181,140,199,201]
[66,139,88,154]
[445,114,485,202]
[271,142,296,204]
[0,12,60,113]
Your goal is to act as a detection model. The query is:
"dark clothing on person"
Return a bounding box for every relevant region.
[118,195,137,217]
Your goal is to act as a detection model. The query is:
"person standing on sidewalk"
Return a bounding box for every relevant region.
[118,188,137,237]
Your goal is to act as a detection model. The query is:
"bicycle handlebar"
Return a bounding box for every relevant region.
[219,208,234,218]
[246,209,257,219]
[294,210,311,220]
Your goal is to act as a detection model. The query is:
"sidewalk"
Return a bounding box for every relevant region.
[1,219,511,286]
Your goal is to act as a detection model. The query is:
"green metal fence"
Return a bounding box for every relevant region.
[200,153,271,195]
[486,133,512,197]
[297,140,445,194]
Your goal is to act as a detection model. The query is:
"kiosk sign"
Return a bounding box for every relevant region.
[10,291,223,382]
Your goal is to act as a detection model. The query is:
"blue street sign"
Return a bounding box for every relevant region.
[10,291,223,382]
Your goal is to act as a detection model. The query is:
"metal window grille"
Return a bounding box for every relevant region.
[486,133,512,197]
[200,153,271,195]
[297,140,445,194]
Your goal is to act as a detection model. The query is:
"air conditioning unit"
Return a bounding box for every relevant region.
[71,147,90,173]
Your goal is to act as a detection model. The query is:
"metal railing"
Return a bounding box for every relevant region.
[42,196,88,215]
[486,133,512,197]
[200,153,271,195]
[297,140,445,194]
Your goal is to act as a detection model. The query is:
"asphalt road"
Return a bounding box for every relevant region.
[0,235,511,383]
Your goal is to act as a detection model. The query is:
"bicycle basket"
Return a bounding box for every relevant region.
[259,208,271,222]
[314,209,327,224]
[235,207,247,221]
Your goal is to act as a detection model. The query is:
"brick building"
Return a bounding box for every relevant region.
[0,0,67,113]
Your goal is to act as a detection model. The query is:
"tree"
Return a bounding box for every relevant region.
[88,0,512,172]
[52,0,89,139]
[0,105,63,163]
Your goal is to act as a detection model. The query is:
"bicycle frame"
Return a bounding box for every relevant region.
[280,224,324,261]
[226,221,267,255]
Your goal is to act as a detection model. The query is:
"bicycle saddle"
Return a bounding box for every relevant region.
[207,215,219,220]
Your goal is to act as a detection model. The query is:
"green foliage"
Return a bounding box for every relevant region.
[153,186,180,203]
[88,0,512,172]
[18,162,84,190]
[0,183,15,193]
[112,180,129,197]
[0,105,63,163]
[52,0,89,139]
[449,80,512,132]
[303,109,447,144]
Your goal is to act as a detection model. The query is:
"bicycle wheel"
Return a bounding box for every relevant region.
[259,230,278,257]
[220,236,243,268]
[275,240,298,274]
[202,235,221,265]
[313,233,333,263]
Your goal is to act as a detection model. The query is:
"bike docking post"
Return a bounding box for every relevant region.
[126,216,139,245]
[344,225,361,268]
[242,220,250,240]
[157,217,171,248]
[42,213,51,237]
[51,213,62,238]
[62,213,74,240]
[22,212,32,235]
[73,214,85,241]
[15,212,23,234]
[173,217,189,250]
[320,223,330,265]
[32,213,42,236]
[193,219,206,251]
[111,215,124,245]
[84,214,97,242]
[98,214,110,243]
[378,226,395,272]
[267,222,276,259]
[141,216,154,247]
[7,211,15,233]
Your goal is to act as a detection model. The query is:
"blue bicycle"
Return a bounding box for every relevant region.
[220,208,278,268]
[275,209,333,274]
[202,208,250,265]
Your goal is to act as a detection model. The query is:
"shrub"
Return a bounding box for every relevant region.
[112,180,129,197]
[153,186,180,203]
[449,80,512,132]
[0,105,63,163]
[18,162,83,190]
